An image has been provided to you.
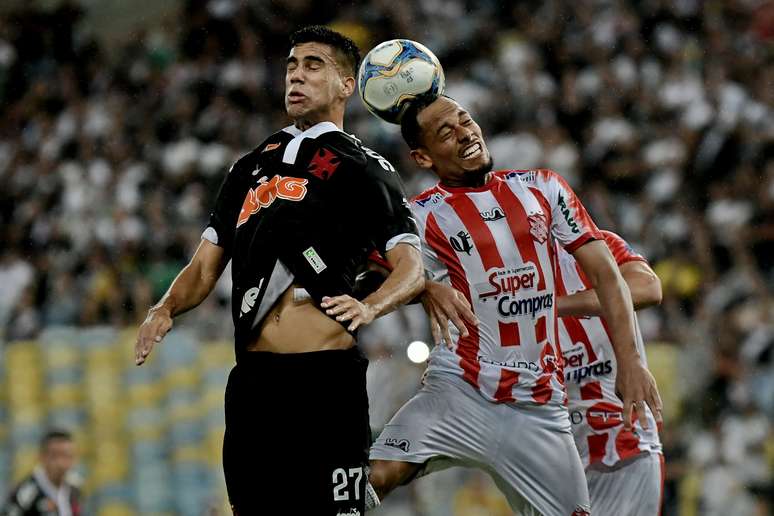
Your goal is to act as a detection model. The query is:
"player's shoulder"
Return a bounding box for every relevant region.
[228,129,293,175]
[601,230,648,263]
[494,168,560,185]
[10,475,40,509]
[411,185,448,211]
[315,130,369,167]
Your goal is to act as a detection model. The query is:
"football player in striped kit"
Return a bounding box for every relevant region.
[556,230,664,515]
[367,96,662,516]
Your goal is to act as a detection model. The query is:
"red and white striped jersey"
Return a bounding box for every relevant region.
[556,230,662,468]
[413,169,602,405]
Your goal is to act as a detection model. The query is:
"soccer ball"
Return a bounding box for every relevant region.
[358,39,445,124]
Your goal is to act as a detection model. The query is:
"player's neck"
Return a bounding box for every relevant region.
[293,109,345,132]
[441,171,492,189]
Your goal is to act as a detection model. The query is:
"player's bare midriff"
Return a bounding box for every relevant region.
[246,284,354,353]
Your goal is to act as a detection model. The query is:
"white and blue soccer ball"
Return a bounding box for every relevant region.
[358,39,445,124]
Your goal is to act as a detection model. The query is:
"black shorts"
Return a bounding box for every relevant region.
[223,346,370,515]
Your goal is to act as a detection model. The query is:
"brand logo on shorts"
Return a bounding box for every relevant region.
[572,506,591,516]
[384,438,410,452]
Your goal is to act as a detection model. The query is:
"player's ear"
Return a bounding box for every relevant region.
[410,149,433,170]
[340,75,355,98]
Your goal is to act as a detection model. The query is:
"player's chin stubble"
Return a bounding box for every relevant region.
[463,156,494,186]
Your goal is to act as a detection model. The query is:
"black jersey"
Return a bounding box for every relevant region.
[203,122,419,355]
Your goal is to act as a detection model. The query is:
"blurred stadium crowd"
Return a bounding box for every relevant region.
[0,0,772,514]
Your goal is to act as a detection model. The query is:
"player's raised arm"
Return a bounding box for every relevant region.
[135,239,228,365]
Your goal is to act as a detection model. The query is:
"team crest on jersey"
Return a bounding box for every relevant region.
[237,175,308,227]
[528,213,548,243]
[308,147,341,180]
[449,231,474,255]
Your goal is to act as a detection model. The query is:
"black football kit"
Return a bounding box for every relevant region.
[202,121,418,514]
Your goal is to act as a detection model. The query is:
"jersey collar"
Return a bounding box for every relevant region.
[281,122,342,165]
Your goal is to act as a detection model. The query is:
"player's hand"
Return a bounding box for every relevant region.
[321,295,377,332]
[421,281,478,348]
[615,358,663,431]
[135,307,173,366]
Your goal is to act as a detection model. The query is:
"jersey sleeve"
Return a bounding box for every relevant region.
[409,203,449,283]
[601,230,648,266]
[201,157,249,256]
[534,169,603,253]
[357,149,420,255]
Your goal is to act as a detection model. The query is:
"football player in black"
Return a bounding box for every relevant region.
[134,26,424,514]
[1,430,81,516]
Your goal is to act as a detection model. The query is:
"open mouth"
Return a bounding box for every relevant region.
[461,142,483,160]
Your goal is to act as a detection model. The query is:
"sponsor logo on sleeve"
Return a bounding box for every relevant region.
[262,142,281,153]
[557,193,580,234]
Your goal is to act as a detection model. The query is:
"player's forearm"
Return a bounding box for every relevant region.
[151,261,219,318]
[361,245,424,318]
[557,269,662,317]
[588,267,640,362]
[556,290,603,317]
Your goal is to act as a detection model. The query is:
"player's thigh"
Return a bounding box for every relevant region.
[492,403,590,516]
[587,452,663,516]
[371,373,494,466]
[488,470,543,516]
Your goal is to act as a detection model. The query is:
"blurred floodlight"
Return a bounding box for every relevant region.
[407,341,430,363]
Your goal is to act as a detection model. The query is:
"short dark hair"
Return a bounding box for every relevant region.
[400,95,445,150]
[40,429,72,450]
[289,25,361,77]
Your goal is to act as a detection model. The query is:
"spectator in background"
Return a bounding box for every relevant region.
[0,429,81,516]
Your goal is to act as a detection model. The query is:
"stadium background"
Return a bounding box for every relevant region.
[0,0,772,514]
